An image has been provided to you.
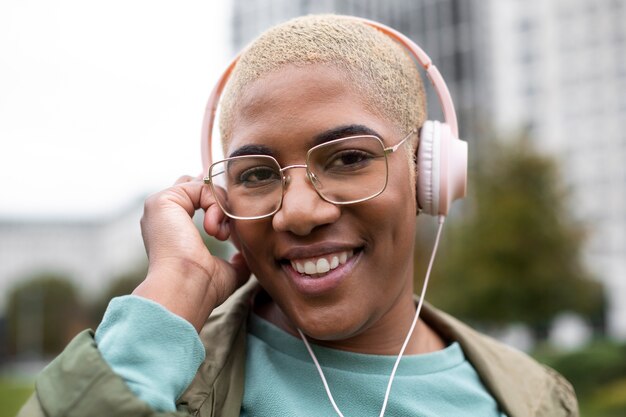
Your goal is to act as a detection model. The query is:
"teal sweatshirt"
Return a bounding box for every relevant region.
[96,296,506,416]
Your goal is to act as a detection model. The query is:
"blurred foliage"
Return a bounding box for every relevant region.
[534,340,626,416]
[1,210,236,360]
[419,136,604,336]
[0,378,34,417]
[90,265,148,325]
[5,274,85,356]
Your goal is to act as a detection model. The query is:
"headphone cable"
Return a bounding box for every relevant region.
[298,215,446,417]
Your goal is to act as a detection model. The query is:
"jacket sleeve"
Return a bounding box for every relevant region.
[16,330,191,417]
[94,296,206,411]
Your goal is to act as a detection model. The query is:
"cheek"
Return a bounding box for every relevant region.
[370,170,417,254]
[375,196,415,244]
[231,222,272,270]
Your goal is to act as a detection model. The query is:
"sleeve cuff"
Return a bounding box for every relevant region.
[95,295,206,411]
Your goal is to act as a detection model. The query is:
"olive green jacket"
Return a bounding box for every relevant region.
[18,280,578,417]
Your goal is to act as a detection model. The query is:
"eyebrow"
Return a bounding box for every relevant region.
[229,144,273,158]
[227,124,383,158]
[312,124,383,147]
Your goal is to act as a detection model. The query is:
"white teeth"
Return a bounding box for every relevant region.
[339,252,348,264]
[289,250,354,276]
[304,261,316,275]
[316,258,330,273]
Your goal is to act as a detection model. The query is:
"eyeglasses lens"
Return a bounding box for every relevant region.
[209,136,388,219]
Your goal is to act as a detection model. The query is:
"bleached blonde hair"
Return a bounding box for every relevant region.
[219,14,426,155]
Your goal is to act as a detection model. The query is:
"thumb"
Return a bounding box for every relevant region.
[211,252,251,306]
[229,252,251,289]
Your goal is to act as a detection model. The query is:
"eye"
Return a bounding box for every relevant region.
[325,150,374,171]
[238,166,281,187]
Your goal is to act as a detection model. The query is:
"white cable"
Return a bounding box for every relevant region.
[298,215,446,417]
[297,328,346,417]
[378,214,445,416]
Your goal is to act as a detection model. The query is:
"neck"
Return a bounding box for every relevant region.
[254,289,446,355]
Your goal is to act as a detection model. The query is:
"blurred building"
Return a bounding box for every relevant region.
[482,0,626,339]
[232,0,485,143]
[0,202,145,312]
[230,0,626,339]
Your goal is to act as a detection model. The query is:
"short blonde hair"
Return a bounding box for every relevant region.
[219,14,427,153]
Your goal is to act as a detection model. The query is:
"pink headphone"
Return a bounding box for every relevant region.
[200,17,467,216]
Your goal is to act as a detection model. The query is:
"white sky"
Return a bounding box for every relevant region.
[0,0,232,219]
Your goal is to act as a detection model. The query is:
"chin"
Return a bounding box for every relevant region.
[285,303,370,342]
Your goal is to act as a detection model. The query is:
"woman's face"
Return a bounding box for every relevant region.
[227,64,419,347]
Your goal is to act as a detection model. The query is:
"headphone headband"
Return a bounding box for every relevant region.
[200,16,459,173]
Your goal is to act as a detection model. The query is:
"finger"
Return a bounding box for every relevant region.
[211,253,251,305]
[199,184,226,211]
[201,186,229,238]
[159,180,205,218]
[218,218,231,241]
[168,178,228,238]
[167,177,216,216]
[204,203,224,238]
[174,175,194,185]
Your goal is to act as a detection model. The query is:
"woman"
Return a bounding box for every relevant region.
[19,15,577,417]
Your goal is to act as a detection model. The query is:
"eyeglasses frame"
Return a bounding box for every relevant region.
[203,129,417,220]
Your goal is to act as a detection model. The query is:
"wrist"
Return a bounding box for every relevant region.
[133,259,218,331]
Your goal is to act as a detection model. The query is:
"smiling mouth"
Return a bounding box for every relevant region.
[286,249,357,277]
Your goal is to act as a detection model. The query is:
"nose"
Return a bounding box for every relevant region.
[272,168,340,235]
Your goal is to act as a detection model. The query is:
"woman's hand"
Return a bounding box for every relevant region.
[132,175,250,332]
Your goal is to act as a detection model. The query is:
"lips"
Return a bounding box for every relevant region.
[276,243,363,295]
[289,250,353,276]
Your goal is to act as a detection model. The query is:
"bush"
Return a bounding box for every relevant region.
[584,378,626,417]
[534,340,626,416]
[5,274,85,356]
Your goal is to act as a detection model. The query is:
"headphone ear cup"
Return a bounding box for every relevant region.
[416,121,439,216]
[417,120,468,216]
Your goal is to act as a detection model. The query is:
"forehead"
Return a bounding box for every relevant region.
[225,64,396,158]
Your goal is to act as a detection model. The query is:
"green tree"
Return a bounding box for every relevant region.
[421,136,604,337]
[6,274,84,356]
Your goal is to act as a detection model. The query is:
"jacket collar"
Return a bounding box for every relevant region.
[419,302,549,417]
[183,279,575,417]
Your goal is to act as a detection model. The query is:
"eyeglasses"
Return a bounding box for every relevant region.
[204,129,416,220]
